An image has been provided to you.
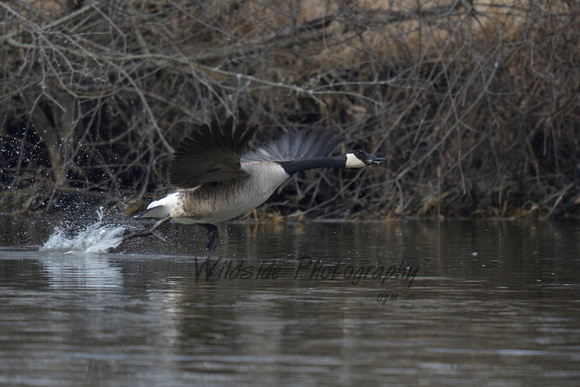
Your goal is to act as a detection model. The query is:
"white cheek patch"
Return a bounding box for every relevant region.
[345,153,365,168]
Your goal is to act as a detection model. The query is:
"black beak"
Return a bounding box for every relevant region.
[366,154,386,165]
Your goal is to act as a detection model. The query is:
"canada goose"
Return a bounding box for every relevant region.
[122,117,385,253]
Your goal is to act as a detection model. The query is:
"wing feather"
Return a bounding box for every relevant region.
[241,130,341,163]
[169,117,258,188]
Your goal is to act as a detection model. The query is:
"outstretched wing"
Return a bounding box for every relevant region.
[169,117,258,188]
[241,130,341,163]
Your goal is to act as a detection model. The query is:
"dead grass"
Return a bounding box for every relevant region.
[0,0,578,218]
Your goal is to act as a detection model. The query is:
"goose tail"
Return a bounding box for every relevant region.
[135,192,180,219]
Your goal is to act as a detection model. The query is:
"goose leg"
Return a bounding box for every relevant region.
[122,215,171,242]
[197,223,219,278]
[198,223,219,254]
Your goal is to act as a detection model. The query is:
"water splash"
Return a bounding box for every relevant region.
[40,209,126,254]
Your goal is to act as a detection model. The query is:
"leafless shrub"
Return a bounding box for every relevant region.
[0,0,578,218]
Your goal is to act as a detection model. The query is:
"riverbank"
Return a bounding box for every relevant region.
[1,1,578,219]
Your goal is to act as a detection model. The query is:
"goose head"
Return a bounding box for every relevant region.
[344,150,386,168]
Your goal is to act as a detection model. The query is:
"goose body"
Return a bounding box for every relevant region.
[145,162,289,224]
[123,117,385,253]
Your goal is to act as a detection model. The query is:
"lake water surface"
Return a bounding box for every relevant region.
[1,215,579,385]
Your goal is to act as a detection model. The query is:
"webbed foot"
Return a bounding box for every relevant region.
[121,215,171,243]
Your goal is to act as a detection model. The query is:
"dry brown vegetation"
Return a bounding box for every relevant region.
[1,0,579,219]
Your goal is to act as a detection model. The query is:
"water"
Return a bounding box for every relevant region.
[39,209,125,254]
[1,215,580,385]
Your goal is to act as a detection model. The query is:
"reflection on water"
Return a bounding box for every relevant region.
[1,216,580,385]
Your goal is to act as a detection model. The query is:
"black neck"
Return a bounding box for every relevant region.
[279,156,345,175]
